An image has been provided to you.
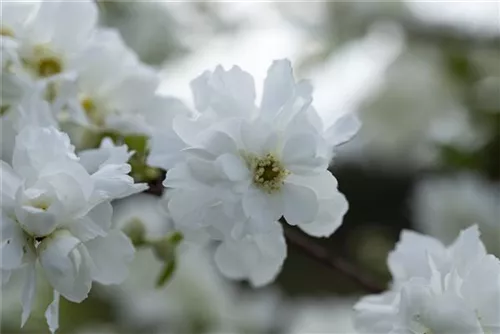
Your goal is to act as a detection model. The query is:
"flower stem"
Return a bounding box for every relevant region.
[284,226,385,294]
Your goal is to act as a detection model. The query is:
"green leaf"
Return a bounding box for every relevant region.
[156,258,176,288]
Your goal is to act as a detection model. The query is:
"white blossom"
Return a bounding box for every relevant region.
[10,1,98,80]
[111,247,281,333]
[1,126,146,333]
[148,59,357,286]
[354,225,500,334]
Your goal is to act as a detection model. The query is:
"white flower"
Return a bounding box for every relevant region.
[148,58,360,169]
[148,59,357,286]
[1,126,146,333]
[11,1,98,80]
[1,91,58,164]
[112,193,174,243]
[354,225,500,334]
[0,2,38,43]
[286,298,357,334]
[390,255,500,334]
[413,173,500,256]
[110,247,281,334]
[342,47,484,169]
[57,29,162,135]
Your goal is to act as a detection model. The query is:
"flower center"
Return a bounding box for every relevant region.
[37,57,63,77]
[30,198,51,211]
[411,314,434,334]
[0,26,14,37]
[23,45,64,78]
[80,96,105,127]
[248,153,289,194]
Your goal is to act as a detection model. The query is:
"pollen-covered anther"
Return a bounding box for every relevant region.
[250,153,289,193]
[37,57,63,77]
[80,96,105,126]
[0,26,14,37]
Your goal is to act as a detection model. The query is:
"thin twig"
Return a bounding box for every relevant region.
[284,226,385,294]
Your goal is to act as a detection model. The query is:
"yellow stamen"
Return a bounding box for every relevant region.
[245,152,289,194]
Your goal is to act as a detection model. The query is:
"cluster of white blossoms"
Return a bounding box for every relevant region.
[1,126,146,332]
[3,2,498,334]
[1,0,186,159]
[1,0,358,331]
[354,225,500,334]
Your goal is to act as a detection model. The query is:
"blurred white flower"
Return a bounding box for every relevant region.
[11,1,97,80]
[110,247,281,334]
[1,92,58,164]
[342,47,484,169]
[112,192,173,243]
[413,173,500,256]
[1,126,146,333]
[57,29,172,136]
[286,298,357,334]
[354,225,500,334]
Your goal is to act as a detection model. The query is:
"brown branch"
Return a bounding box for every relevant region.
[284,226,385,294]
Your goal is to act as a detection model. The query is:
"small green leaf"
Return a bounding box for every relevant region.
[124,134,149,154]
[156,258,176,288]
[122,219,146,247]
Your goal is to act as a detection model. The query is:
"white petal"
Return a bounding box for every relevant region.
[387,230,446,282]
[0,211,26,270]
[299,192,348,238]
[202,130,239,157]
[1,269,12,286]
[33,164,93,219]
[0,161,21,210]
[106,68,158,112]
[21,264,36,327]
[295,171,348,237]
[45,290,60,334]
[38,230,92,302]
[163,162,197,189]
[90,164,148,203]
[13,126,77,178]
[215,221,286,287]
[190,65,256,116]
[15,203,59,238]
[215,153,250,181]
[85,231,135,285]
[240,120,278,156]
[34,1,98,52]
[147,130,186,170]
[281,133,327,174]
[167,189,227,228]
[461,255,500,328]
[78,138,132,174]
[67,202,112,242]
[448,225,487,276]
[260,59,295,117]
[242,188,283,224]
[324,112,361,147]
[282,182,318,226]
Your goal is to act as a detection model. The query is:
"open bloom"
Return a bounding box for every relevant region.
[149,59,359,285]
[57,29,177,138]
[9,1,97,80]
[1,126,146,333]
[354,225,500,334]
